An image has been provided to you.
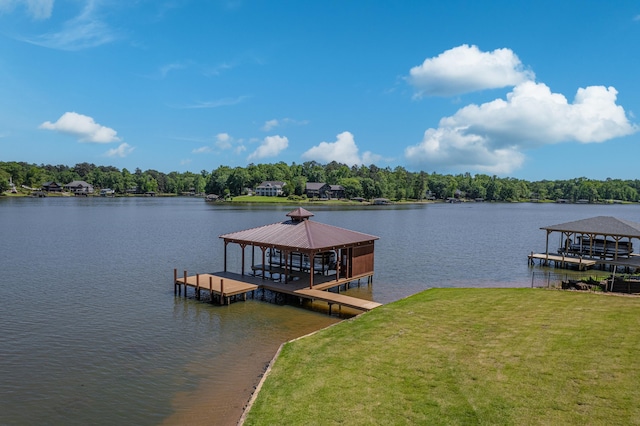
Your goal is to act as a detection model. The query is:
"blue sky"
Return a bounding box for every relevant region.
[1,0,639,180]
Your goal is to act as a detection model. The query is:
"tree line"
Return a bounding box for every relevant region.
[1,160,639,203]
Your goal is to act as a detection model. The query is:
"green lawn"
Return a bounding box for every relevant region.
[243,288,640,425]
[230,195,358,204]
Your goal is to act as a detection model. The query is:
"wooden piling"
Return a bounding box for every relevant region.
[220,278,225,305]
[196,274,200,300]
[209,276,213,304]
[173,268,177,295]
[183,270,187,297]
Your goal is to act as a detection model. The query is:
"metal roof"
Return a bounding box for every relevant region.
[219,209,379,252]
[541,216,640,238]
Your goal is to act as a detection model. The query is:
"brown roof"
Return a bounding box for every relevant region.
[541,216,640,238]
[220,208,378,252]
[286,207,314,220]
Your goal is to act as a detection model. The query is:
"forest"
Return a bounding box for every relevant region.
[1,160,639,203]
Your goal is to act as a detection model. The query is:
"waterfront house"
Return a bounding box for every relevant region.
[42,181,63,192]
[305,182,331,198]
[255,181,285,197]
[305,182,345,199]
[329,185,345,199]
[64,180,94,195]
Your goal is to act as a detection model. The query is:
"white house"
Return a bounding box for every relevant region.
[255,181,285,197]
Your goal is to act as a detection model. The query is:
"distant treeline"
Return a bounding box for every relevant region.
[1,160,639,202]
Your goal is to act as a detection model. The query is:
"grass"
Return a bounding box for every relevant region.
[230,195,360,204]
[243,288,640,425]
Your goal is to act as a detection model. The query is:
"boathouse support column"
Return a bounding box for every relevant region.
[309,253,315,289]
[224,241,229,272]
[260,247,267,279]
[335,249,341,282]
[284,250,290,284]
[240,244,247,276]
[545,231,551,265]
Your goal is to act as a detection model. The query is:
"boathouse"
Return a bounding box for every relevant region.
[174,208,382,314]
[220,207,378,288]
[529,216,640,270]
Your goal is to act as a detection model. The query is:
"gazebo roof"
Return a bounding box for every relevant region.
[541,216,640,238]
[219,208,378,252]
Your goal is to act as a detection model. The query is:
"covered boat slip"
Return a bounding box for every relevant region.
[529,216,640,271]
[174,208,382,314]
[220,207,378,289]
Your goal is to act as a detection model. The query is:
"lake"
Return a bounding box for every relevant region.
[1,197,638,425]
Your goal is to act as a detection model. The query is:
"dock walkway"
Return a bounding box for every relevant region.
[528,253,596,270]
[294,288,381,314]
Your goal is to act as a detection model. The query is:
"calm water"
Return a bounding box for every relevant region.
[1,197,639,425]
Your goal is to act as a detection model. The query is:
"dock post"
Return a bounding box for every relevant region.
[328,303,333,315]
[209,276,213,304]
[196,274,200,300]
[183,270,187,297]
[173,268,177,295]
[220,279,225,305]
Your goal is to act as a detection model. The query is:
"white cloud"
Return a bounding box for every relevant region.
[39,111,121,143]
[405,81,638,174]
[23,1,117,50]
[192,133,245,154]
[408,44,534,97]
[177,95,250,109]
[215,132,233,149]
[105,143,134,158]
[302,131,379,166]
[159,62,187,78]
[247,135,288,161]
[204,62,233,77]
[262,119,279,132]
[260,117,309,132]
[0,0,53,20]
[192,146,212,154]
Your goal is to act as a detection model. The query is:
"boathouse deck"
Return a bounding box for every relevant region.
[173,269,381,314]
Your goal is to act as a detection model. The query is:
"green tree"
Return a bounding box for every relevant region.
[339,177,363,199]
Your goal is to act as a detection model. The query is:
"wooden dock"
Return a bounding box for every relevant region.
[294,288,381,314]
[174,270,259,305]
[528,253,596,270]
[173,269,381,314]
